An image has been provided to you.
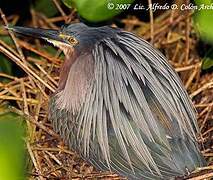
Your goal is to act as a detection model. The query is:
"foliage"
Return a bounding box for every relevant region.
[0,36,13,81]
[202,57,213,70]
[201,48,213,70]
[0,110,26,180]
[0,54,12,75]
[34,0,58,17]
[194,0,213,70]
[63,0,134,22]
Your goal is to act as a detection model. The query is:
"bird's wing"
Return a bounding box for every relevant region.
[50,31,203,178]
[84,32,200,174]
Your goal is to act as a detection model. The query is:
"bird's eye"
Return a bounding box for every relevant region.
[67,37,78,44]
[59,33,78,45]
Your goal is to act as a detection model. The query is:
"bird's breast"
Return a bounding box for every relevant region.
[55,51,95,113]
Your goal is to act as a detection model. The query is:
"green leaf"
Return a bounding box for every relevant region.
[0,36,14,81]
[202,57,213,70]
[195,0,212,5]
[0,111,26,180]
[63,0,135,22]
[194,1,213,42]
[0,36,13,45]
[62,0,74,8]
[43,45,58,55]
[34,0,58,17]
[0,54,12,75]
[0,36,13,75]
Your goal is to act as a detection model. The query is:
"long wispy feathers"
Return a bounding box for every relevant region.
[50,26,205,179]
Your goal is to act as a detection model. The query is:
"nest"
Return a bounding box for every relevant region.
[0,1,212,180]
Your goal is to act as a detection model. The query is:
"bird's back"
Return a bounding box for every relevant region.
[49,24,205,179]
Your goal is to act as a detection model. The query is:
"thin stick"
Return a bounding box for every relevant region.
[185,66,198,89]
[52,0,67,22]
[0,95,38,104]
[0,9,25,61]
[0,86,21,100]
[26,142,45,180]
[0,73,18,80]
[32,147,74,155]
[20,79,30,115]
[190,81,213,98]
[40,14,59,30]
[148,0,154,44]
[200,105,212,132]
[45,151,62,166]
[0,39,20,57]
[187,172,213,180]
[20,79,34,141]
[0,45,55,92]
[35,63,58,87]
[27,118,59,138]
[18,40,61,64]
[48,16,68,23]
[195,103,213,108]
[185,0,190,63]
[175,62,201,72]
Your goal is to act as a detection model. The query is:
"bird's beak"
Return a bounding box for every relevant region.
[6,26,68,47]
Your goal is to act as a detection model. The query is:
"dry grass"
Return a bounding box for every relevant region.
[0,2,212,180]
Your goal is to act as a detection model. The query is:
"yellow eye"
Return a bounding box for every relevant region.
[59,33,78,45]
[67,37,78,44]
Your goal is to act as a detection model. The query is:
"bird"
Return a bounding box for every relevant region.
[9,23,206,179]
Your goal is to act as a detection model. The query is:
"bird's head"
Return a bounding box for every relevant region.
[6,23,115,55]
[6,24,86,55]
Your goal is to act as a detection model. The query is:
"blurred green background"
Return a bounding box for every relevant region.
[0,110,26,180]
[0,0,212,179]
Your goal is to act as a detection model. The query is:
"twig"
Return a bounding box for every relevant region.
[39,13,59,30]
[35,63,58,87]
[187,172,213,180]
[32,147,74,155]
[20,79,29,115]
[202,126,213,137]
[0,73,18,80]
[200,105,212,132]
[195,103,213,108]
[27,118,59,138]
[18,40,61,64]
[0,95,38,104]
[190,81,213,98]
[52,0,67,22]
[42,151,57,176]
[48,16,69,23]
[0,9,26,61]
[185,65,198,89]
[27,142,46,180]
[0,45,55,92]
[175,62,201,72]
[148,0,154,44]
[0,39,20,57]
[185,0,190,63]
[45,151,62,166]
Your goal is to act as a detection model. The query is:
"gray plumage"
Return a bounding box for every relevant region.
[49,23,205,179]
[9,23,205,179]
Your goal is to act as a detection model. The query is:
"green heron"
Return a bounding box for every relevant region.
[9,23,205,179]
